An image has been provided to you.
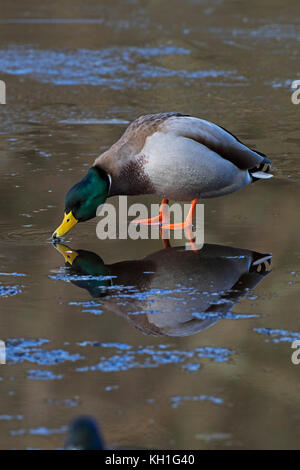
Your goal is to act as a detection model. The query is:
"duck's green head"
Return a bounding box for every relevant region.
[52,167,110,239]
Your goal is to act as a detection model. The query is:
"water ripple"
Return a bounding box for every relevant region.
[0,46,242,89]
[254,328,300,343]
[0,283,23,297]
[6,338,84,365]
[77,344,234,373]
[27,370,63,380]
[170,395,224,408]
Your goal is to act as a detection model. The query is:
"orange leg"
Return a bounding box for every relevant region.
[184,224,200,253]
[131,198,169,226]
[160,224,199,252]
[161,231,171,249]
[161,198,198,230]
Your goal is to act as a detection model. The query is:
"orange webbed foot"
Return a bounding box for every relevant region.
[131,198,169,226]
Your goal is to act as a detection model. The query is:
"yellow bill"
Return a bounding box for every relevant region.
[53,243,79,265]
[52,211,78,239]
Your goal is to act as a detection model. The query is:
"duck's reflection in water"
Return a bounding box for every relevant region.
[54,243,271,337]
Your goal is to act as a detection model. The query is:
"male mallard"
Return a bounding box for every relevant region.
[52,112,272,238]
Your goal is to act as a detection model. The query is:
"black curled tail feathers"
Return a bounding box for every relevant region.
[250,155,273,181]
[250,252,272,274]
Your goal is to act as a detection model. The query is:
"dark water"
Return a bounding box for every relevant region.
[0,0,299,450]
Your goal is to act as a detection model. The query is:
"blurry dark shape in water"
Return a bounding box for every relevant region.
[53,242,272,337]
[64,415,149,450]
[65,415,105,450]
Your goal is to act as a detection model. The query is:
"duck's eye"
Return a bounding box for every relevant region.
[66,219,70,222]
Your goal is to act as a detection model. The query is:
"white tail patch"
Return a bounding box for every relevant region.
[252,254,272,266]
[251,171,273,179]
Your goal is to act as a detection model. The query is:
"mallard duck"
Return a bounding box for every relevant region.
[52,112,273,238]
[54,242,272,337]
[65,416,105,450]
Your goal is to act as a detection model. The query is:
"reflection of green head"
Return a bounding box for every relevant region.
[54,243,111,297]
[70,249,111,298]
[65,167,110,222]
